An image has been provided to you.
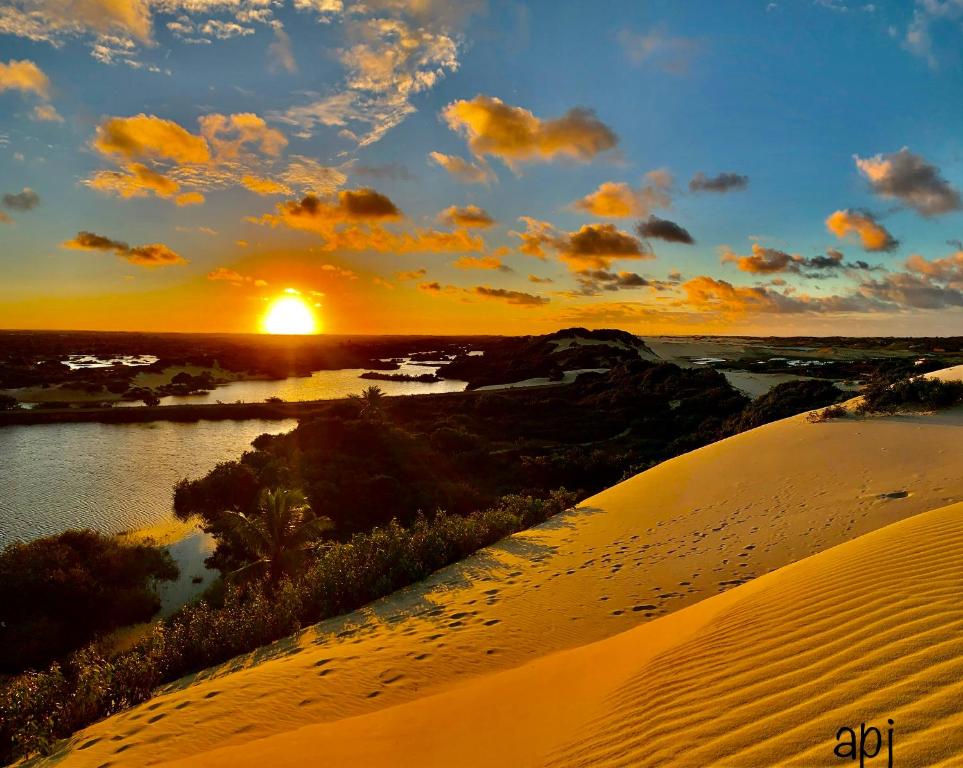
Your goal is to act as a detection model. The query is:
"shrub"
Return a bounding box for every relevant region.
[0,490,577,763]
[724,379,844,433]
[0,530,178,674]
[858,375,963,414]
[807,404,848,423]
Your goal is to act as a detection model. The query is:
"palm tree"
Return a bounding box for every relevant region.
[227,488,333,583]
[349,384,386,418]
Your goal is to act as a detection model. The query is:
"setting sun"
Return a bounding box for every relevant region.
[261,293,319,335]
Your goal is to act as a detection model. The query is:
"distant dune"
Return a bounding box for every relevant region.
[49,371,963,768]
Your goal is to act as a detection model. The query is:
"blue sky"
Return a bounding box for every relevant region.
[1,0,962,334]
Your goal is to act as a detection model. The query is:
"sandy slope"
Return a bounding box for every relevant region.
[178,500,963,767]
[47,395,963,767]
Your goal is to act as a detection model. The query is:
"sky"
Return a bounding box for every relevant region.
[1,0,963,336]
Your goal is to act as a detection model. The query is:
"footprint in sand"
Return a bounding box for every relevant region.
[879,490,910,500]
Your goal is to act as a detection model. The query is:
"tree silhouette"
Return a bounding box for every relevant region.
[227,488,333,583]
[349,384,386,418]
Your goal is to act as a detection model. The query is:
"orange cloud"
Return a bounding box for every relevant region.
[455,255,511,271]
[0,59,50,98]
[428,151,494,184]
[93,114,210,164]
[199,112,287,160]
[572,173,672,218]
[442,95,618,167]
[825,209,898,252]
[63,231,187,267]
[473,286,549,306]
[88,162,180,199]
[175,191,205,206]
[440,204,494,228]
[559,223,648,270]
[241,175,293,196]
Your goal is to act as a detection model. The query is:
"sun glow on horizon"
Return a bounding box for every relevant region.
[261,292,319,335]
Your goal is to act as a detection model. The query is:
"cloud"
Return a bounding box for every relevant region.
[722,242,881,276]
[455,255,511,272]
[721,244,796,274]
[2,187,40,211]
[903,0,963,67]
[277,15,460,147]
[396,267,426,280]
[905,250,963,284]
[241,174,292,196]
[93,113,210,164]
[428,151,494,184]
[826,209,899,252]
[473,286,548,306]
[207,266,268,287]
[175,191,204,206]
[572,171,672,219]
[636,214,693,244]
[31,103,62,122]
[688,171,749,193]
[510,218,649,270]
[0,1,153,47]
[440,204,494,228]
[442,95,618,168]
[528,274,554,284]
[570,269,656,296]
[419,281,442,292]
[271,189,402,227]
[62,230,187,267]
[198,112,287,160]
[257,189,489,254]
[510,216,560,259]
[859,272,963,309]
[683,275,877,315]
[559,223,649,271]
[618,27,701,75]
[855,148,961,217]
[279,156,347,195]
[0,58,50,98]
[88,161,181,199]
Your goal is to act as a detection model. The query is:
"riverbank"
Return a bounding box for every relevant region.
[0,382,574,426]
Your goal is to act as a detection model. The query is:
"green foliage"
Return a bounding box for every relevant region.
[0,530,178,675]
[0,490,576,763]
[857,374,963,414]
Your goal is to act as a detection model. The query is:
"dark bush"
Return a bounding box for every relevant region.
[0,530,178,674]
[858,375,963,414]
[724,379,844,433]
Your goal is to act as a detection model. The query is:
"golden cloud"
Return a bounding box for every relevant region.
[455,255,510,271]
[559,223,648,271]
[825,209,898,252]
[473,286,549,306]
[440,204,494,228]
[199,112,287,160]
[63,230,186,267]
[428,151,494,184]
[241,175,293,196]
[442,95,617,167]
[207,267,268,287]
[0,58,50,98]
[572,173,672,218]
[88,162,180,199]
[93,114,211,164]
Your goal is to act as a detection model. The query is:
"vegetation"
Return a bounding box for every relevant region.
[0,530,177,675]
[722,379,845,432]
[227,489,333,583]
[857,374,963,414]
[807,404,848,422]
[0,394,18,410]
[0,491,574,762]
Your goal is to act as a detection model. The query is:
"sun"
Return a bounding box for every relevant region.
[261,292,319,335]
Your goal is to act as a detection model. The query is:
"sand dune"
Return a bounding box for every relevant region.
[177,500,963,768]
[47,384,963,768]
